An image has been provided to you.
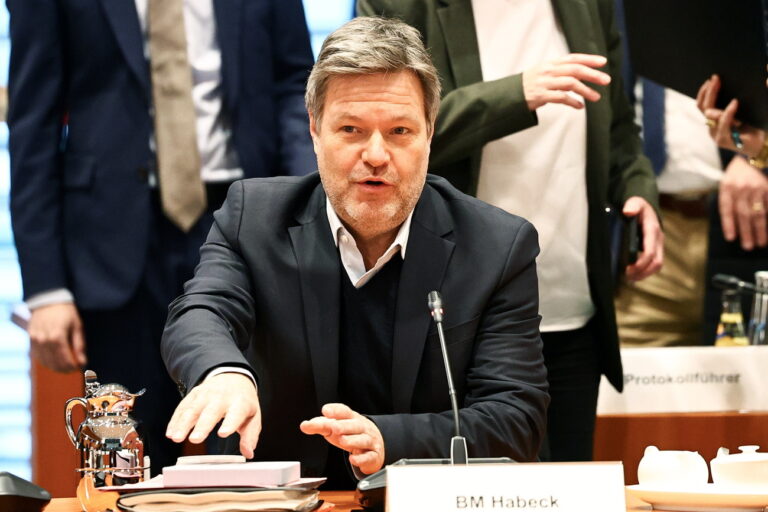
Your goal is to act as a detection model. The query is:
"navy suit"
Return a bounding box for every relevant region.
[7,0,315,471]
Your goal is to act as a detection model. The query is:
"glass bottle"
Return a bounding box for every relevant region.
[748,271,768,345]
[715,290,749,347]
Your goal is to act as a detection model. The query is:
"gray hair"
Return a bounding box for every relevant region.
[305,16,441,134]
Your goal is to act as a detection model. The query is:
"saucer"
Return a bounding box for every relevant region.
[626,483,768,511]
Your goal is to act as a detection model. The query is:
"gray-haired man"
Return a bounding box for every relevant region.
[161,17,549,488]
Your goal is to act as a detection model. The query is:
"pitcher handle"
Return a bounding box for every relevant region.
[65,397,87,447]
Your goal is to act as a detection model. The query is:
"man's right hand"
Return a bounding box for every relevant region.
[27,303,87,373]
[522,53,611,111]
[166,373,262,459]
[696,75,766,156]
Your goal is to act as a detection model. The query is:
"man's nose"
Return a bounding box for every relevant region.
[362,132,390,168]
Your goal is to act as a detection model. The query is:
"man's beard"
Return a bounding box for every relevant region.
[337,197,405,237]
[323,172,425,239]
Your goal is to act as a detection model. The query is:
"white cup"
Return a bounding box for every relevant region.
[637,446,709,488]
[710,445,768,490]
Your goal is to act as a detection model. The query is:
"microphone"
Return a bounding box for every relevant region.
[356,291,513,510]
[427,291,467,464]
[713,274,768,295]
[427,291,444,323]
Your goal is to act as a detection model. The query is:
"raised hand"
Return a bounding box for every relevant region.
[696,75,765,156]
[522,53,611,111]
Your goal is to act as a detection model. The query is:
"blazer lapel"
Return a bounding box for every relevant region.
[391,186,455,413]
[552,0,602,56]
[100,0,150,98]
[213,0,243,111]
[436,0,484,87]
[552,0,610,175]
[288,187,340,409]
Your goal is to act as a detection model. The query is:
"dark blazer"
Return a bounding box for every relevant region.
[161,173,549,476]
[357,0,661,390]
[6,0,316,310]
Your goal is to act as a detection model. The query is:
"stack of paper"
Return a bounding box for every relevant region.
[116,488,320,512]
[104,457,326,511]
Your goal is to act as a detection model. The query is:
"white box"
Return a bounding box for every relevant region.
[162,461,300,487]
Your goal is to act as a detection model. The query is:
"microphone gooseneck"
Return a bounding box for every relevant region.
[428,291,467,464]
[713,273,768,295]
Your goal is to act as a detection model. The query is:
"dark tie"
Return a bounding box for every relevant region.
[148,0,206,232]
[641,79,667,175]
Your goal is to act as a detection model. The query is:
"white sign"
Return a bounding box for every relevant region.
[386,462,625,512]
[598,346,768,414]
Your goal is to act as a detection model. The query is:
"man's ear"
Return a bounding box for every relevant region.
[426,122,435,151]
[308,112,320,153]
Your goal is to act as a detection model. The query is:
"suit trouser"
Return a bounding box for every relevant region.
[539,321,600,462]
[79,183,227,474]
[615,207,710,347]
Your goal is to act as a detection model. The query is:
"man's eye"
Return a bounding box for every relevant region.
[392,127,409,135]
[341,126,357,133]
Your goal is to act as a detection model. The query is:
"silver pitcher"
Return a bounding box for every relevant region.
[65,370,149,487]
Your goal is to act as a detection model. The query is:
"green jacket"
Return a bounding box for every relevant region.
[358,0,660,391]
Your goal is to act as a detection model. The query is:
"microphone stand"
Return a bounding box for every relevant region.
[429,292,468,465]
[713,273,768,295]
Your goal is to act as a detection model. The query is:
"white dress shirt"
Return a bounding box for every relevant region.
[635,86,722,194]
[135,0,243,183]
[325,199,413,288]
[471,0,594,332]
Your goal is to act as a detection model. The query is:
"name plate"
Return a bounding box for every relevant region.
[386,462,625,512]
[597,346,768,414]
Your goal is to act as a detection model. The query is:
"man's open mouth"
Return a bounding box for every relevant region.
[356,177,392,187]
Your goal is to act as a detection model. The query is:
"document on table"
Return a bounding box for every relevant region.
[116,488,320,512]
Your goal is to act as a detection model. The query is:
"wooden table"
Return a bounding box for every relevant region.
[42,491,652,511]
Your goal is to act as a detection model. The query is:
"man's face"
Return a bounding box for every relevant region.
[310,71,432,241]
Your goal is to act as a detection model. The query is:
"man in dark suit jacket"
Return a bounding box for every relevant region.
[7,0,315,471]
[161,17,549,489]
[357,0,663,461]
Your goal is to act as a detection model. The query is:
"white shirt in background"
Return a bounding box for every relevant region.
[135,0,242,183]
[471,0,593,332]
[638,86,722,195]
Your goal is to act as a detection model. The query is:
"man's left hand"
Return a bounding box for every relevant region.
[300,403,385,475]
[623,196,664,281]
[718,156,768,251]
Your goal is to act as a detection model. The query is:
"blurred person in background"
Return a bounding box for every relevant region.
[612,0,732,347]
[357,0,663,462]
[6,0,315,472]
[696,74,768,340]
